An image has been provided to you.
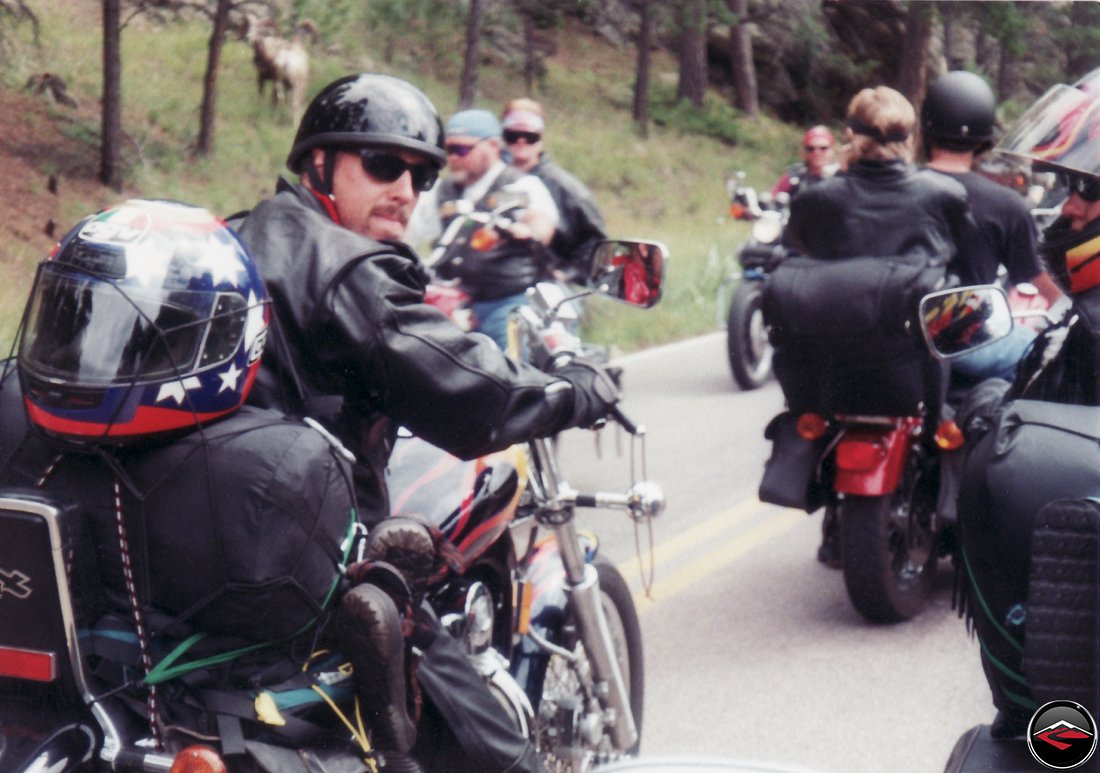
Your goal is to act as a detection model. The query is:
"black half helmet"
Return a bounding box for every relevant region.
[287,74,447,174]
[921,70,996,148]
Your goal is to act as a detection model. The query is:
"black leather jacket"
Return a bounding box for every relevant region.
[434,167,544,300]
[527,154,607,278]
[783,159,980,267]
[233,180,577,522]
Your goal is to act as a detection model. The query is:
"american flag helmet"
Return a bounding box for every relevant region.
[18,199,270,442]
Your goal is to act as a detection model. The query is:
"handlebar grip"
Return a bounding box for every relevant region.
[574,493,599,508]
[610,405,639,435]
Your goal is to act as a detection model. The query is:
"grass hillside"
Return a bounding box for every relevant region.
[0,1,803,355]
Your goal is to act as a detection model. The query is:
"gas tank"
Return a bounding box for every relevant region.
[387,431,526,572]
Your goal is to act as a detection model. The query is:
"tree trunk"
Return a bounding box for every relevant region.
[522,7,536,94]
[676,0,707,107]
[632,0,652,137]
[197,0,231,156]
[897,1,931,103]
[101,0,122,191]
[458,0,483,109]
[726,0,757,117]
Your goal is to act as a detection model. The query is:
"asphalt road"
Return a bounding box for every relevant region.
[553,331,996,773]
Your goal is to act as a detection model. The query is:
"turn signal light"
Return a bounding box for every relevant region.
[935,419,965,451]
[729,202,747,219]
[796,413,829,440]
[469,226,500,251]
[170,746,227,773]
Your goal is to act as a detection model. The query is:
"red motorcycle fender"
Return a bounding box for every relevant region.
[833,420,917,496]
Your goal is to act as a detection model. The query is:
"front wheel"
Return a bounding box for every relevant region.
[839,456,939,623]
[726,280,773,390]
[536,558,645,771]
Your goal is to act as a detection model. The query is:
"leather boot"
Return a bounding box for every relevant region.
[337,583,418,754]
[365,517,438,602]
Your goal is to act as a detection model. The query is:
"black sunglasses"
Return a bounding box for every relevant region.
[804,144,831,152]
[445,138,488,158]
[503,129,542,145]
[1062,171,1100,203]
[358,149,438,192]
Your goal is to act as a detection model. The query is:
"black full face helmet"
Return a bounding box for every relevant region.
[286,73,447,177]
[921,70,997,153]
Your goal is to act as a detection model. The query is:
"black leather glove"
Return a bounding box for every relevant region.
[552,355,621,429]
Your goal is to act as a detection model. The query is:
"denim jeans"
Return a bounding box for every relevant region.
[951,323,1037,382]
[471,292,530,351]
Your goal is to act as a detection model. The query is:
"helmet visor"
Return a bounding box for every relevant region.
[20,264,246,386]
[997,84,1100,176]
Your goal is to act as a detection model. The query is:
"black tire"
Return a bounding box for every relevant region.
[726,280,773,390]
[537,558,645,768]
[839,456,939,623]
[594,559,645,752]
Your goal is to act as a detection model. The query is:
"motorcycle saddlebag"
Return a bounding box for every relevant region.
[758,411,828,513]
[762,254,947,416]
[956,400,1100,726]
[413,611,540,773]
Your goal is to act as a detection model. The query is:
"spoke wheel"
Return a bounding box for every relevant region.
[726,281,773,390]
[536,559,644,771]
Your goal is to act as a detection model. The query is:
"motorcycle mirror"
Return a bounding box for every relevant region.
[588,239,668,309]
[919,285,1013,359]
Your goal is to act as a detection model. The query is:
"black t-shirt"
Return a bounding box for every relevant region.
[932,170,1041,286]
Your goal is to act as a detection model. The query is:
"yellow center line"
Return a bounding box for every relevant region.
[614,497,779,581]
[628,508,805,614]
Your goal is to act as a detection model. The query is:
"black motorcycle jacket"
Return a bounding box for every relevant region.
[1009,288,1100,406]
[527,154,607,279]
[434,165,544,301]
[783,159,980,268]
[233,180,579,522]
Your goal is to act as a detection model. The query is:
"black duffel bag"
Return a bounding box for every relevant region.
[762,253,949,416]
[0,374,357,643]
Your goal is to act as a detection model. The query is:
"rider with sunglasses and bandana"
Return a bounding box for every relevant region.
[499,97,608,283]
[406,108,560,349]
[231,73,618,772]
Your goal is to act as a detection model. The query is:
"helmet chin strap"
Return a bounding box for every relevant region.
[304,149,342,225]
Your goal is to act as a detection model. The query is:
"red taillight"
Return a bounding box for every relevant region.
[170,746,227,773]
[0,646,56,682]
[935,419,965,451]
[835,438,887,471]
[796,413,829,440]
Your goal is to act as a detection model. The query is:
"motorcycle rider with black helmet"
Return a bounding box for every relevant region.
[923,70,1064,383]
[231,73,619,771]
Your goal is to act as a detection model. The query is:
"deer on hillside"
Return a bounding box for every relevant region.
[245,16,316,125]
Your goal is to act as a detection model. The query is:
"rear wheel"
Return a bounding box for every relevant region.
[536,559,644,771]
[839,455,939,623]
[726,280,773,390]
